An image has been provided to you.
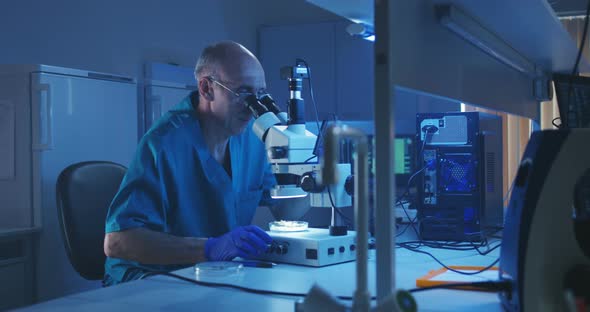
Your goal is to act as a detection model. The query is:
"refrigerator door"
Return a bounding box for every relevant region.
[143,83,192,133]
[31,72,137,301]
[0,69,33,229]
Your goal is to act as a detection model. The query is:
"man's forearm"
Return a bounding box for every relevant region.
[104,228,207,265]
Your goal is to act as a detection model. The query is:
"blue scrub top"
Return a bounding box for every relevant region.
[104,91,276,285]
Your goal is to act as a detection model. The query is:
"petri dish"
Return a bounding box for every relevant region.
[269,220,309,232]
[194,261,243,277]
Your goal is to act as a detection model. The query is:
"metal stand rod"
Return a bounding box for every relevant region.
[353,134,369,312]
[323,125,370,312]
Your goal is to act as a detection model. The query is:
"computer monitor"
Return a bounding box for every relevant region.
[364,134,415,190]
[315,124,415,191]
[393,134,415,190]
[553,74,590,128]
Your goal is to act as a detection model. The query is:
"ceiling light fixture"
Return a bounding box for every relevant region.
[437,5,536,76]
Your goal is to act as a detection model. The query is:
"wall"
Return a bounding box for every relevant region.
[0,0,340,78]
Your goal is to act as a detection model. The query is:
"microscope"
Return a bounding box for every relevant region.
[246,61,356,267]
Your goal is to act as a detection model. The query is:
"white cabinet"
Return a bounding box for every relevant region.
[33,70,137,301]
[142,63,196,135]
[0,230,37,310]
[144,83,194,132]
[0,65,138,302]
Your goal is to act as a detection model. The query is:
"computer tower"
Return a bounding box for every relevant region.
[416,112,503,241]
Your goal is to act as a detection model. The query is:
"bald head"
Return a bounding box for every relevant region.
[193,41,267,138]
[195,41,262,81]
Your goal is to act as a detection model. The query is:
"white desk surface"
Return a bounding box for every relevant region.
[17,238,502,312]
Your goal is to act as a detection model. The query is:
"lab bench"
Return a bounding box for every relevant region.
[14,242,502,311]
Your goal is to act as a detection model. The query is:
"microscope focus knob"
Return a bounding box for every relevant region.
[344,175,354,196]
[300,172,325,193]
[269,146,287,159]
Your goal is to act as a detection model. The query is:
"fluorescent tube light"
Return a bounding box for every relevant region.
[437,5,535,76]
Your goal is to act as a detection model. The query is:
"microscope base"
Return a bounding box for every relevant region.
[256,228,357,267]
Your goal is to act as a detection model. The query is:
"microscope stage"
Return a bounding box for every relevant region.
[256,228,357,267]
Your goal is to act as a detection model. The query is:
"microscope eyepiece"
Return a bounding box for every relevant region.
[259,94,281,115]
[243,94,268,118]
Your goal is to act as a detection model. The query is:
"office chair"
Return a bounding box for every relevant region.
[56,161,126,280]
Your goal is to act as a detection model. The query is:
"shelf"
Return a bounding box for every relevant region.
[307,0,590,120]
[308,0,589,75]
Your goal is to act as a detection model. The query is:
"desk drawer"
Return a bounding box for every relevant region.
[0,262,26,310]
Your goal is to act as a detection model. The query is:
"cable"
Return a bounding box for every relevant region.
[552,117,562,129]
[397,125,435,213]
[395,165,428,238]
[398,194,421,237]
[395,224,410,237]
[470,240,502,256]
[295,58,353,228]
[397,239,493,252]
[141,271,309,297]
[396,244,501,275]
[295,59,321,134]
[565,0,590,128]
[407,280,511,293]
[394,164,429,234]
[304,155,317,163]
[395,214,415,238]
[141,269,510,300]
[397,202,502,252]
[570,1,590,80]
[399,126,503,253]
[369,141,426,233]
[503,178,516,206]
[327,185,353,227]
[142,270,365,299]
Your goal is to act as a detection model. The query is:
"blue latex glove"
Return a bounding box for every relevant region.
[205,225,272,261]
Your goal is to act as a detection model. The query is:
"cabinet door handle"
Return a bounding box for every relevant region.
[150,95,162,124]
[32,83,53,151]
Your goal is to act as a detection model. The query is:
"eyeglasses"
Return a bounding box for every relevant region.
[207,76,263,103]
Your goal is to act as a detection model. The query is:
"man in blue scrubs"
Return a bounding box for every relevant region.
[103,41,276,285]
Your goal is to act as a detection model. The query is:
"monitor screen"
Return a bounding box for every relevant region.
[553,73,590,128]
[394,136,414,175]
[363,134,415,189]
[393,134,415,189]
[315,126,415,190]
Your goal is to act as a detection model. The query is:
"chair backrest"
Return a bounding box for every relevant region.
[56,161,126,280]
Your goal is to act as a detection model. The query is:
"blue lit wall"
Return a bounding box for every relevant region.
[0,0,339,78]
